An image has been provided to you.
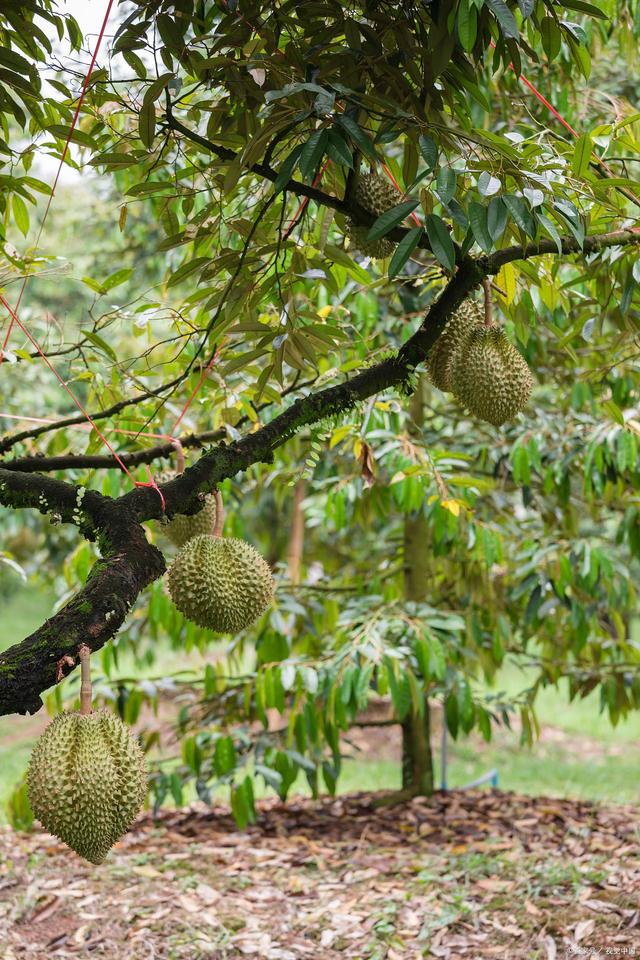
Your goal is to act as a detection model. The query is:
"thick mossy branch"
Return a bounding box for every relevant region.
[0,515,165,716]
[0,473,165,715]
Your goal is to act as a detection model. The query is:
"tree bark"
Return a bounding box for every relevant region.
[401,377,435,797]
[287,479,306,585]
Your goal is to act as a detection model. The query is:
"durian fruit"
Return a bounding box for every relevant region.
[164,493,217,548]
[451,326,534,426]
[345,173,399,259]
[27,710,147,865]
[168,534,275,633]
[426,299,484,392]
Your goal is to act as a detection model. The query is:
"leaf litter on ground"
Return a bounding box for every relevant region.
[0,789,639,959]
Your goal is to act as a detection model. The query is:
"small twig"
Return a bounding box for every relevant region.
[78,644,92,715]
[56,654,75,683]
[213,490,224,537]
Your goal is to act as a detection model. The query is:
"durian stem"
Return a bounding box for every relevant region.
[482,278,493,327]
[213,490,224,537]
[78,643,92,715]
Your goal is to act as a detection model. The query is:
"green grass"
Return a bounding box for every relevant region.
[1,581,639,822]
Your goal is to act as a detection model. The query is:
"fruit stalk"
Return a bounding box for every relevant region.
[482,277,493,327]
[78,643,92,715]
[213,490,224,537]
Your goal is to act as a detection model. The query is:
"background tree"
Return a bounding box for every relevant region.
[0,0,639,821]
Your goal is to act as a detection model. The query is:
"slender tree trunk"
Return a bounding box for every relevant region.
[287,479,306,585]
[401,378,434,796]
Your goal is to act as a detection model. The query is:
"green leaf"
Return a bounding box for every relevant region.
[468,202,493,253]
[418,134,438,171]
[536,212,563,254]
[366,199,419,242]
[326,128,353,167]
[143,71,174,105]
[214,736,237,776]
[298,129,328,182]
[503,195,536,237]
[388,226,423,278]
[102,267,133,291]
[139,98,156,149]
[425,214,456,272]
[457,0,477,52]
[540,16,561,61]
[561,0,609,16]
[571,132,593,178]
[273,144,303,194]
[337,115,378,160]
[80,330,118,362]
[487,197,507,241]
[486,0,519,39]
[12,194,29,237]
[436,165,456,204]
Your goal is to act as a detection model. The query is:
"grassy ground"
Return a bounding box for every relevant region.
[1,581,639,820]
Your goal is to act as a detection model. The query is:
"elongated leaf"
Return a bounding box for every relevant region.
[457,0,477,52]
[298,129,328,182]
[571,132,593,178]
[425,214,456,271]
[388,226,423,278]
[12,194,29,237]
[326,128,353,167]
[139,98,156,148]
[486,0,519,39]
[436,165,456,204]
[418,134,438,171]
[80,330,118,362]
[273,144,303,193]
[468,201,493,252]
[366,199,419,242]
[536,212,563,254]
[503,194,535,237]
[337,115,378,160]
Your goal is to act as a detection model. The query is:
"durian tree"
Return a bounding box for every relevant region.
[1,0,640,825]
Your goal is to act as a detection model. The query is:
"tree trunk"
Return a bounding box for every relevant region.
[287,479,306,585]
[401,377,434,796]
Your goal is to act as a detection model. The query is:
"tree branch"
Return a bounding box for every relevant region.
[1,228,638,716]
[0,470,165,715]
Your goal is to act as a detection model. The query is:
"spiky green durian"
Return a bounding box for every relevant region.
[426,299,484,392]
[27,710,147,865]
[164,494,217,548]
[168,534,275,633]
[345,173,399,259]
[451,326,534,426]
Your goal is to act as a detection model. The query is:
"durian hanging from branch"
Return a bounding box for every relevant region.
[345,172,400,259]
[167,490,276,633]
[425,283,534,427]
[27,644,147,865]
[157,443,219,547]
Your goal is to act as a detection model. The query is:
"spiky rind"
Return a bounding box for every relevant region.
[345,222,395,259]
[345,174,399,259]
[355,173,400,215]
[168,535,275,633]
[27,710,147,865]
[451,326,534,426]
[164,493,217,547]
[426,300,484,392]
